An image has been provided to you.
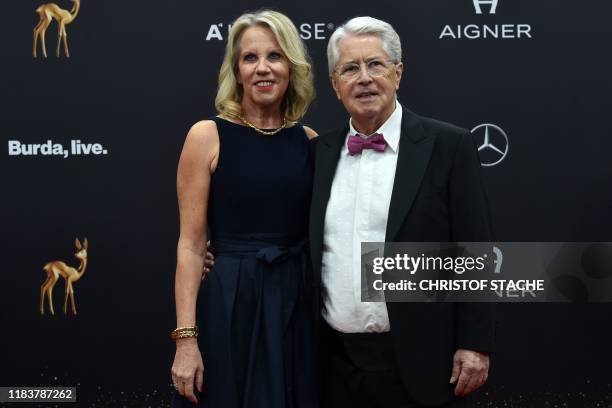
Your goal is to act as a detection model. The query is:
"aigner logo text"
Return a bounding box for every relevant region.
[439,0,533,40]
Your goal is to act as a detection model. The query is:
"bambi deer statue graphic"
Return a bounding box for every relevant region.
[40,238,88,315]
[33,0,81,58]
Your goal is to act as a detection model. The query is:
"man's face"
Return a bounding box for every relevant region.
[331,34,403,129]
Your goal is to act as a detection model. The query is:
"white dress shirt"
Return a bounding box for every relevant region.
[322,102,402,333]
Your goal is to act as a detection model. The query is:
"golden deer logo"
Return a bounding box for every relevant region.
[40,238,88,315]
[33,0,81,58]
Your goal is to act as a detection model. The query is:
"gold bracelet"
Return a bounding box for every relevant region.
[170,326,199,341]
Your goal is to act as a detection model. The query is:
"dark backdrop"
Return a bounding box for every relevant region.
[2,0,612,406]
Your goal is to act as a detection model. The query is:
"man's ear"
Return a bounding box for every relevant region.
[331,75,341,100]
[394,62,404,91]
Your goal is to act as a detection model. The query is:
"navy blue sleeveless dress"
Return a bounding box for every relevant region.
[172,117,317,408]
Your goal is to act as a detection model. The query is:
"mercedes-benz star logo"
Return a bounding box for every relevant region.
[471,123,509,167]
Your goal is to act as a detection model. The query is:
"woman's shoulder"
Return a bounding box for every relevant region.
[184,120,220,151]
[302,125,318,140]
[290,122,317,140]
[177,119,221,175]
[190,117,221,131]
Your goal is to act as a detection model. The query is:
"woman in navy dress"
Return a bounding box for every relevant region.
[171,10,318,408]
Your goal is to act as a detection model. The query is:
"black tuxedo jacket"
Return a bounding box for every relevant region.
[309,107,496,406]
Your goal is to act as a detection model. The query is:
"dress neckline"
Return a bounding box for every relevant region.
[216,115,297,132]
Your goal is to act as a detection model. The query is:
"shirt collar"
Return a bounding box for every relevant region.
[348,101,402,153]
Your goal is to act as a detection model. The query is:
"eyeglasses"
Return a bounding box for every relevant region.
[334,59,398,80]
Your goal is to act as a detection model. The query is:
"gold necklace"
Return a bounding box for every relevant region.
[239,115,287,136]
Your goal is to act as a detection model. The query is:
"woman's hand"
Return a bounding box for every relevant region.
[171,338,204,404]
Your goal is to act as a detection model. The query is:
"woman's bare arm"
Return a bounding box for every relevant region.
[175,120,219,327]
[172,120,219,404]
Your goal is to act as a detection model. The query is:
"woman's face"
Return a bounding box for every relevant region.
[236,25,290,112]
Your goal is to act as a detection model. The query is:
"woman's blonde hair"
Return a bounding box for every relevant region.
[214,10,315,121]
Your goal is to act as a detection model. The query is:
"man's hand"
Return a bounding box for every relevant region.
[202,241,215,280]
[450,349,490,397]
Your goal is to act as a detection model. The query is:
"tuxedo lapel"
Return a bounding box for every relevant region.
[384,108,435,242]
[309,126,347,283]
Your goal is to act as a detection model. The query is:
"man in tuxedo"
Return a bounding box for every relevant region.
[310,16,496,407]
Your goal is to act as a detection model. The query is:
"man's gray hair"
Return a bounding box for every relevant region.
[327,16,402,76]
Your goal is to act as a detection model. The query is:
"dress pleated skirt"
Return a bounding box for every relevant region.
[171,233,318,408]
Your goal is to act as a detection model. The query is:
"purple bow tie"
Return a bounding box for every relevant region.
[347,133,387,156]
